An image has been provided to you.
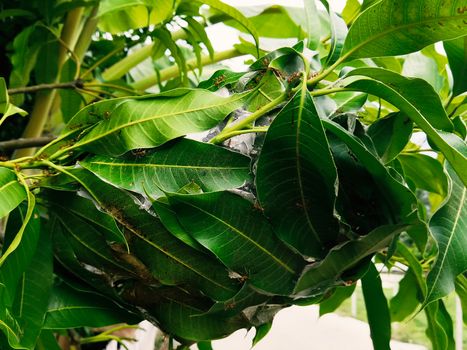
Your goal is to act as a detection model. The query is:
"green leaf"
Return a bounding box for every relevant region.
[425,300,455,350]
[184,17,214,59]
[398,154,449,196]
[321,2,348,67]
[154,27,188,84]
[9,228,53,349]
[455,275,467,324]
[294,224,410,295]
[97,0,175,33]
[390,269,423,322]
[0,168,26,219]
[324,118,419,231]
[198,69,246,91]
[65,89,248,157]
[342,0,361,24]
[341,0,467,61]
[304,0,321,49]
[80,138,251,198]
[65,169,241,301]
[197,341,213,350]
[44,281,138,329]
[195,0,259,55]
[35,330,62,350]
[367,112,413,163]
[444,36,467,96]
[0,206,40,307]
[319,284,356,316]
[401,50,446,93]
[168,191,305,295]
[252,322,272,347]
[425,162,467,305]
[223,6,305,40]
[345,67,467,186]
[361,263,391,350]
[0,176,34,267]
[0,78,27,127]
[256,89,339,258]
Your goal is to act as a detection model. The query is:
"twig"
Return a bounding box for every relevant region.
[0,136,56,151]
[7,80,84,95]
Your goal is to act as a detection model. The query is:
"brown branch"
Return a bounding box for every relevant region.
[0,136,56,151]
[7,80,84,95]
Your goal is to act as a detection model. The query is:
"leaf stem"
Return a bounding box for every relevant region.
[210,92,287,144]
[7,80,83,95]
[0,136,56,151]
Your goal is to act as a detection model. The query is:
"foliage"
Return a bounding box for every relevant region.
[0,0,466,349]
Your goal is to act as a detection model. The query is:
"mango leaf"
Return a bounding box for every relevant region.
[65,89,248,157]
[390,269,422,322]
[97,0,174,34]
[154,27,188,84]
[66,169,240,301]
[222,6,305,39]
[194,0,259,54]
[0,78,27,127]
[198,69,247,91]
[256,89,339,258]
[424,300,455,350]
[398,154,449,196]
[455,275,467,324]
[167,191,306,295]
[443,36,467,96]
[35,331,62,350]
[319,284,356,316]
[345,67,467,186]
[8,228,53,350]
[342,0,361,24]
[294,224,410,295]
[80,138,251,198]
[0,206,40,307]
[44,281,139,329]
[197,341,213,350]
[304,0,320,49]
[425,162,467,305]
[252,322,272,347]
[367,112,413,163]
[0,168,27,219]
[341,0,467,61]
[361,263,391,350]
[320,1,348,67]
[324,118,419,230]
[184,16,214,59]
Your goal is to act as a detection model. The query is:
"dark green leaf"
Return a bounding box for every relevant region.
[168,191,305,295]
[444,36,467,96]
[65,89,248,157]
[197,341,213,350]
[44,281,138,329]
[319,284,356,316]
[341,0,467,61]
[0,168,26,219]
[425,300,455,350]
[294,224,410,295]
[324,118,419,231]
[198,69,247,91]
[346,67,467,186]
[66,169,240,301]
[9,228,53,349]
[256,89,339,258]
[367,112,413,163]
[398,153,449,196]
[35,330,62,350]
[361,263,391,350]
[425,162,467,305]
[390,269,422,322]
[0,78,27,126]
[80,138,251,197]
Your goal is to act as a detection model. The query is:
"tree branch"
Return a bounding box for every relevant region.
[7,80,84,95]
[0,136,56,151]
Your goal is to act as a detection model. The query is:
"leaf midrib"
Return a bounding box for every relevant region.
[87,160,248,170]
